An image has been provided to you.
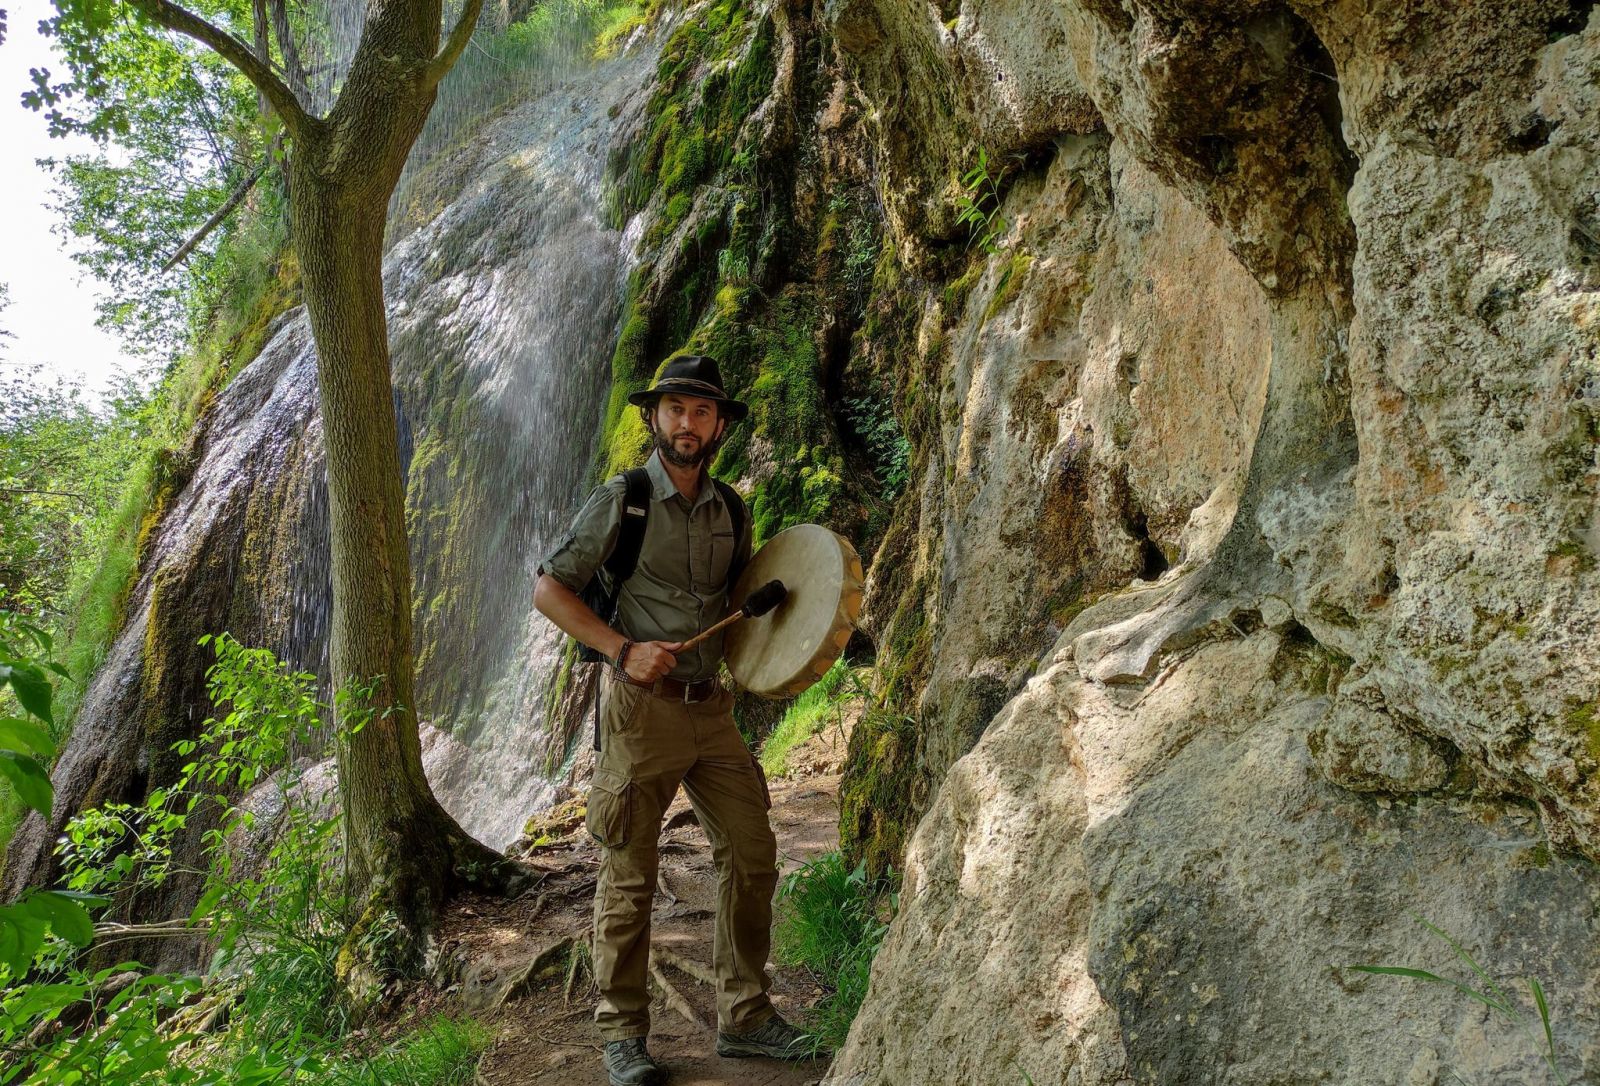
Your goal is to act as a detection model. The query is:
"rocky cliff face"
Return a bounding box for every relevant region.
[821,0,1600,1081]
[7,0,1596,1075]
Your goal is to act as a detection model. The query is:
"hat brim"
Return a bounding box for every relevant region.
[628,384,749,421]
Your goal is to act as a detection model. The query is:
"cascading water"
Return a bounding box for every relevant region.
[283,26,666,849]
[392,61,661,849]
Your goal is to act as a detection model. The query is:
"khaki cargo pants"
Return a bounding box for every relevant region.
[585,672,779,1041]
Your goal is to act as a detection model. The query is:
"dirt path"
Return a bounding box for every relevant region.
[431,725,851,1086]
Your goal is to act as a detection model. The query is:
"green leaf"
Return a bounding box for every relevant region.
[2,981,85,1026]
[5,663,53,726]
[50,890,112,906]
[1412,913,1515,1016]
[0,716,56,759]
[33,891,96,946]
[0,918,18,974]
[0,750,53,817]
[1529,977,1569,1086]
[0,904,49,973]
[1347,965,1512,1015]
[189,883,226,924]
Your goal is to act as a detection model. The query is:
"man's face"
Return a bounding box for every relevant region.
[650,393,726,468]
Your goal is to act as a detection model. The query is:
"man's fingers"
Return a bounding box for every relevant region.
[660,641,684,652]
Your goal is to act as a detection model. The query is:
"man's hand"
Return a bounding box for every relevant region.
[625,641,682,684]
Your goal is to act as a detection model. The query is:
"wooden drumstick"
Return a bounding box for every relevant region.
[679,579,788,653]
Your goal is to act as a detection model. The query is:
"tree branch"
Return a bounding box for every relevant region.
[269,0,309,103]
[423,0,485,90]
[126,0,313,136]
[0,487,94,508]
[160,142,279,273]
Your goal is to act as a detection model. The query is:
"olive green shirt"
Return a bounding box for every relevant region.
[539,451,752,681]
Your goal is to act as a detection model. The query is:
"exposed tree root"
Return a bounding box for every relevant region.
[563,938,594,1003]
[651,945,716,987]
[649,958,706,1029]
[500,938,577,1007]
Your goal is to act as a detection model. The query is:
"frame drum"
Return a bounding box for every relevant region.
[724,524,863,697]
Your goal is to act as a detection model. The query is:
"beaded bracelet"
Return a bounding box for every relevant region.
[613,639,635,679]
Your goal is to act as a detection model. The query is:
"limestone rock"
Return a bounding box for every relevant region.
[828,0,1600,1081]
[1307,682,1454,795]
[831,631,1600,1085]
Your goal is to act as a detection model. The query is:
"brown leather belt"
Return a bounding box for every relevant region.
[608,670,723,703]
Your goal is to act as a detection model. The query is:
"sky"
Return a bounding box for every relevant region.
[1,0,146,401]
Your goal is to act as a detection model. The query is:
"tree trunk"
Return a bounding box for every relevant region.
[281,22,520,998]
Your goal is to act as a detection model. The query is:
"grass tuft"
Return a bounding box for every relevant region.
[759,659,861,778]
[773,850,897,1052]
[315,1015,494,1085]
[1348,913,1570,1085]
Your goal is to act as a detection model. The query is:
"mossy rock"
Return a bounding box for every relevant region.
[838,707,920,881]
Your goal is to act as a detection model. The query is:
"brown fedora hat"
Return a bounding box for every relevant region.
[626,355,749,421]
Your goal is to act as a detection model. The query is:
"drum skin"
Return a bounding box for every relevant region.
[724,524,863,697]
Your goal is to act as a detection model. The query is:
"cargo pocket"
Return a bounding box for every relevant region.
[750,756,772,811]
[585,767,634,848]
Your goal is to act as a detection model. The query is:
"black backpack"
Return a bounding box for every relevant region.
[579,468,747,751]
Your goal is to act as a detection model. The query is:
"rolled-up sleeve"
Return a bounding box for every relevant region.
[538,479,625,592]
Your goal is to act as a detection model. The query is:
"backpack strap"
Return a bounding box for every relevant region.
[713,478,748,587]
[604,467,652,585]
[591,467,651,754]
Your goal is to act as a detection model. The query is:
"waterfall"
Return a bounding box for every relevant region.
[297,38,663,849]
[390,52,660,849]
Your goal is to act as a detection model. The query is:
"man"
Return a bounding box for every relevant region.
[534,355,814,1086]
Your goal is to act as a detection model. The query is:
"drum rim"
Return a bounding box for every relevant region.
[725,524,861,698]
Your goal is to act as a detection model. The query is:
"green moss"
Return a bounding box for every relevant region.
[50,245,301,736]
[1549,537,1598,572]
[982,250,1033,323]
[942,258,984,314]
[613,0,774,230]
[838,707,920,881]
[1524,842,1553,869]
[1568,701,1600,763]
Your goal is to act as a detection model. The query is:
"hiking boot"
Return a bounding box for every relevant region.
[716,1013,823,1060]
[603,1037,667,1085]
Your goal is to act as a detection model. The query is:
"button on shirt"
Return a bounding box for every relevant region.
[539,451,753,681]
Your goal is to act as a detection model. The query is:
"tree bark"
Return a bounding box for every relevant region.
[268,0,309,103]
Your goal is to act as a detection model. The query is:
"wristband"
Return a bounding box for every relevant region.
[613,639,635,677]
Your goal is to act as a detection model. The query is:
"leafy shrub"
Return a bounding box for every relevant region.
[954,147,1009,255]
[773,850,898,1050]
[842,394,910,503]
[0,613,191,1085]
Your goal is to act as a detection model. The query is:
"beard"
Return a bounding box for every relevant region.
[654,425,721,469]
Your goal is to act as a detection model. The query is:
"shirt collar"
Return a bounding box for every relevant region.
[644,450,724,511]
